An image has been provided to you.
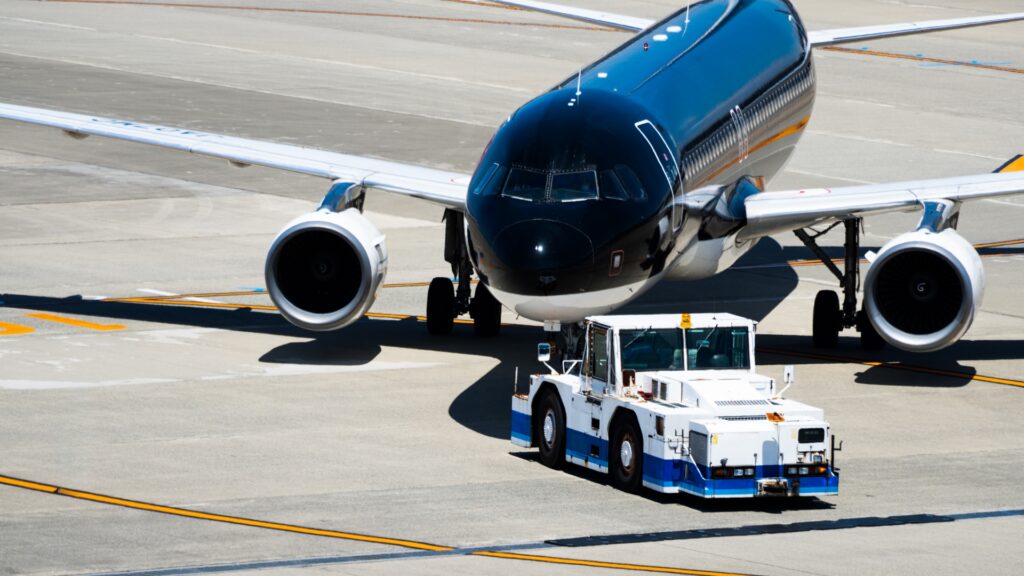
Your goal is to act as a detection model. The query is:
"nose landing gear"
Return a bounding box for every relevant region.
[426,209,502,336]
[797,218,885,350]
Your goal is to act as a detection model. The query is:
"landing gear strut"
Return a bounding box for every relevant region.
[426,209,501,336]
[795,218,884,350]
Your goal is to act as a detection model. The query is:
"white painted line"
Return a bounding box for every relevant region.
[137,288,222,304]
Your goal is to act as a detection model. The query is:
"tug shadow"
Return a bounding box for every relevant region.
[510,451,835,512]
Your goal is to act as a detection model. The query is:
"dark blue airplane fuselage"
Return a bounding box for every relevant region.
[465,0,815,321]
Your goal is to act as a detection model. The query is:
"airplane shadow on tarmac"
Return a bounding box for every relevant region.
[3,240,1021,445]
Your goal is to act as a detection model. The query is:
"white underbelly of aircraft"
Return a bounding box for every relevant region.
[488,277,656,323]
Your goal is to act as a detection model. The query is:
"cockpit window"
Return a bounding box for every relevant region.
[502,167,547,202]
[472,163,508,196]
[550,170,598,202]
[686,327,750,370]
[614,165,647,200]
[599,170,629,201]
[501,166,599,203]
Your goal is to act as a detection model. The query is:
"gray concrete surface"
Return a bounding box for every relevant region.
[1,1,1022,575]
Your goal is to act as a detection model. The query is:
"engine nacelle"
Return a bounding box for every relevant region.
[265,208,387,331]
[864,228,984,352]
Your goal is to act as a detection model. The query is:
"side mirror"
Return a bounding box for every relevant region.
[537,342,552,362]
[784,365,795,385]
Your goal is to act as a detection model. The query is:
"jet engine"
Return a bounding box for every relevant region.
[863,228,984,352]
[265,208,387,331]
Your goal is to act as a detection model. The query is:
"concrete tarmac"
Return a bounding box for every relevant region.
[1,1,1022,575]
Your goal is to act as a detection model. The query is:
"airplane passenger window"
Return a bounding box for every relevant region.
[502,167,547,202]
[614,165,647,200]
[550,170,598,202]
[599,170,629,200]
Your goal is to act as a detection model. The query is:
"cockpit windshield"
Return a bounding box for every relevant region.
[619,326,750,372]
[501,166,598,203]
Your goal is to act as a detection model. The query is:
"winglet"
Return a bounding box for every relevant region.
[994,155,1024,174]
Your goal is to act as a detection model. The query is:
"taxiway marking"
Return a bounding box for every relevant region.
[820,46,1024,75]
[471,550,749,575]
[23,313,125,331]
[0,474,453,552]
[758,347,1024,389]
[0,321,35,336]
[46,0,617,32]
[0,474,753,576]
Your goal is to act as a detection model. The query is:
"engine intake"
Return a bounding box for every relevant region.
[864,229,984,352]
[265,208,386,331]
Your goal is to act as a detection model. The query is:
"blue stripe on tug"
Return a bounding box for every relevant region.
[549,423,839,497]
[511,410,532,446]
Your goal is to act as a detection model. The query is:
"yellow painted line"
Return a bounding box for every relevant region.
[471,551,752,576]
[51,0,618,32]
[105,297,278,311]
[975,238,1024,249]
[757,347,1024,389]
[0,321,35,336]
[820,46,1024,75]
[0,474,452,552]
[995,155,1024,174]
[0,475,58,493]
[24,313,125,331]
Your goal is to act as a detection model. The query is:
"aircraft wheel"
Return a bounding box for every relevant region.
[812,290,841,349]
[470,283,501,337]
[426,277,455,335]
[857,310,886,350]
[534,389,566,469]
[610,414,643,493]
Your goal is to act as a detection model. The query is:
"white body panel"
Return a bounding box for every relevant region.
[512,313,839,497]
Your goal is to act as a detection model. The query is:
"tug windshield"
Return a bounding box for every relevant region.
[620,328,685,371]
[686,327,750,370]
[618,326,751,371]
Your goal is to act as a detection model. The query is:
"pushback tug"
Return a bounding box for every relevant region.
[512,313,840,497]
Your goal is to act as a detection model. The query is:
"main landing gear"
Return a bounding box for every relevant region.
[426,209,501,337]
[796,218,885,350]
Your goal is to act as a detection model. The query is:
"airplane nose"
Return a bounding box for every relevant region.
[491,219,595,294]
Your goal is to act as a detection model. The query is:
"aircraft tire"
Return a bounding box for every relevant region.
[812,290,841,349]
[426,277,455,335]
[471,283,501,337]
[857,310,886,350]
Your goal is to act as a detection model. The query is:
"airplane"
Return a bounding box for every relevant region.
[2,0,1023,357]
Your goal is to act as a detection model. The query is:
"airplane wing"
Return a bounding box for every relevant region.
[484,0,1024,46]
[484,0,651,32]
[739,168,1024,241]
[807,12,1024,47]
[0,103,471,210]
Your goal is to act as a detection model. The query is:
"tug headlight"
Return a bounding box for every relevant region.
[712,467,756,479]
[787,465,828,476]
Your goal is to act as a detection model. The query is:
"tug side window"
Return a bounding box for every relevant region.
[590,328,609,382]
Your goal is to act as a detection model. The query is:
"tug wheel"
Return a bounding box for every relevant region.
[812,290,841,349]
[426,277,455,335]
[610,414,643,493]
[534,389,565,469]
[470,283,501,337]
